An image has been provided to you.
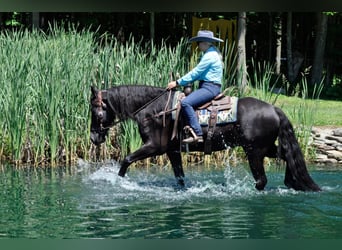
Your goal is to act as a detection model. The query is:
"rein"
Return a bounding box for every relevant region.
[131,89,169,117]
[132,89,173,127]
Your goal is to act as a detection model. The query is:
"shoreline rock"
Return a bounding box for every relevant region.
[311,126,342,165]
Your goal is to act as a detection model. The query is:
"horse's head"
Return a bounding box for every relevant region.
[90,86,114,145]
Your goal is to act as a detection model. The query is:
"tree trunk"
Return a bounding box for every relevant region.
[150,12,155,42]
[0,13,3,29]
[237,12,247,93]
[268,12,273,62]
[311,12,328,86]
[275,12,282,75]
[286,12,295,83]
[286,12,305,94]
[32,12,40,30]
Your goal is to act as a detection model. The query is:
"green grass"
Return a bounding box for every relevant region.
[275,95,342,127]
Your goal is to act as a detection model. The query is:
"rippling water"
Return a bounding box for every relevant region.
[0,161,341,238]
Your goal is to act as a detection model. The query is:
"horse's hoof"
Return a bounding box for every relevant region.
[255,180,266,191]
[177,178,185,187]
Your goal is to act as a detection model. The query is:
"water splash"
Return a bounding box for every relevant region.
[79,160,263,204]
[223,164,256,196]
[80,160,330,202]
[81,159,337,203]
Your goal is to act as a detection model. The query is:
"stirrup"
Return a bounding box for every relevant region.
[182,126,203,144]
[182,136,203,144]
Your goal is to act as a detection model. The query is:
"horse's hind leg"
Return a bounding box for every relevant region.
[266,143,278,158]
[167,151,185,186]
[266,144,293,188]
[246,153,267,191]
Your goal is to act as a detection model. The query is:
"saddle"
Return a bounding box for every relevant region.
[197,93,232,111]
[171,91,234,155]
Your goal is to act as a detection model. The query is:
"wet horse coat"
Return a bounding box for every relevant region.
[90,85,320,192]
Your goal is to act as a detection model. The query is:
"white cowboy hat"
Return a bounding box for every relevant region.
[188,30,224,43]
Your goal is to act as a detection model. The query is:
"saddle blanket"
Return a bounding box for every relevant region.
[171,91,238,126]
[197,96,238,126]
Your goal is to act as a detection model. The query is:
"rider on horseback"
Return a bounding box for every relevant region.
[167,30,224,144]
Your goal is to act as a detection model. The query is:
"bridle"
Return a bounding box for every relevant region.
[91,90,113,133]
[91,88,173,134]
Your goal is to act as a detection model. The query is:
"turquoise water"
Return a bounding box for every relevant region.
[0,161,341,239]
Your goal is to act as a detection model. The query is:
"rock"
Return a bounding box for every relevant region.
[325,135,342,143]
[315,154,328,160]
[314,158,338,164]
[315,144,335,151]
[311,126,342,165]
[324,158,338,164]
[333,128,342,137]
[327,150,342,160]
[311,128,321,135]
[324,139,340,146]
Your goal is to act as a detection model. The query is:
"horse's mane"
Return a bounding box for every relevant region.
[105,85,168,120]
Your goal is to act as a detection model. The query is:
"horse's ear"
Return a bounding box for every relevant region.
[91,86,98,98]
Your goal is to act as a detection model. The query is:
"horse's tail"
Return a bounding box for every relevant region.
[275,107,321,191]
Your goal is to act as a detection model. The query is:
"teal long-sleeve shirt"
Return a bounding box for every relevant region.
[177,46,223,86]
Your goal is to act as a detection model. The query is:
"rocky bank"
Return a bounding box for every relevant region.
[311,127,342,165]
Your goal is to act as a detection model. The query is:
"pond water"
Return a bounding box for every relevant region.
[0,161,341,239]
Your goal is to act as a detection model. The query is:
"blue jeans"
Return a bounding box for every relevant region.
[181,82,221,136]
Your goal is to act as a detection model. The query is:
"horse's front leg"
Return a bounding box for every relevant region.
[118,158,132,177]
[118,142,158,177]
[167,151,185,186]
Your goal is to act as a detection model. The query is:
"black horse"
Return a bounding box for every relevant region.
[90,85,321,192]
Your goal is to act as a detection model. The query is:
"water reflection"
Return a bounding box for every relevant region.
[0,162,341,238]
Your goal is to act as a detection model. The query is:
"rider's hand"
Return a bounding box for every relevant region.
[167,81,178,90]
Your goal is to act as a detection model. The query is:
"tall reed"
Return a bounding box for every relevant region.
[0,27,192,165]
[221,41,237,90]
[0,30,32,163]
[246,59,284,105]
[287,76,323,159]
[0,26,95,165]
